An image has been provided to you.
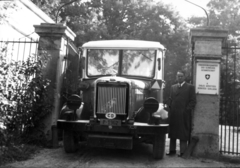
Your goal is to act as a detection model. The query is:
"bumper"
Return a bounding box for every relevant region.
[88,134,133,149]
[57,119,169,135]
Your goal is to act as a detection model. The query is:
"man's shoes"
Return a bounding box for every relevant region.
[178,153,183,157]
[166,150,176,156]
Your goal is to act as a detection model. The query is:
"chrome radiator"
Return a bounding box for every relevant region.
[96,84,128,115]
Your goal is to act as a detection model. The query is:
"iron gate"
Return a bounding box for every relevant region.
[0,38,39,125]
[220,42,240,155]
[0,38,39,62]
[0,38,39,88]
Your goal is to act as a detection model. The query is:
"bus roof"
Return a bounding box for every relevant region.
[82,40,165,50]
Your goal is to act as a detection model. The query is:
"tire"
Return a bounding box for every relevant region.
[153,133,166,159]
[63,130,77,153]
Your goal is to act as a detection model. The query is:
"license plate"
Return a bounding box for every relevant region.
[100,119,121,126]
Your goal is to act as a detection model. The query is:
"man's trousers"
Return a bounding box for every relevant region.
[169,138,188,154]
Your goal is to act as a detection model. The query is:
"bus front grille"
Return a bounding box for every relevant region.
[96,85,128,115]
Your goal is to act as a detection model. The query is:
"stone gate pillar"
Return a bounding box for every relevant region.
[34,23,76,146]
[190,27,228,159]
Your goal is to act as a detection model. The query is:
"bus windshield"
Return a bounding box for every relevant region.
[87,49,156,78]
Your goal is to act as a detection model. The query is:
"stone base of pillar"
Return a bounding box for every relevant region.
[51,125,59,148]
[192,133,219,160]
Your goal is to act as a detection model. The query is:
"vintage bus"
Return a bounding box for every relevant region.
[57,40,169,159]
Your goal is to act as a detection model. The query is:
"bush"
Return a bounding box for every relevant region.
[0,46,52,165]
[0,143,41,165]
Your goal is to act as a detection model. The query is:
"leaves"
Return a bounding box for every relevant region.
[31,0,190,99]
[0,1,20,25]
[30,0,61,21]
[0,46,52,154]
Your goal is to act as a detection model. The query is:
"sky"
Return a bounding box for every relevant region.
[160,0,211,19]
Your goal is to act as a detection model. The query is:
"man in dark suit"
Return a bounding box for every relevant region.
[167,70,196,157]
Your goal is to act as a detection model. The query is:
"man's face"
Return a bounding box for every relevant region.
[176,72,185,84]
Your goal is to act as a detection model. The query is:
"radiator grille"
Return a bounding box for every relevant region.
[97,85,127,115]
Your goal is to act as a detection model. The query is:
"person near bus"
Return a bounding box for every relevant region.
[167,70,196,157]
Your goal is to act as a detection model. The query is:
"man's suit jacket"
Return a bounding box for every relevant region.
[169,82,196,141]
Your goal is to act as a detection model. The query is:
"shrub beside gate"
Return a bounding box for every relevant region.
[0,44,53,164]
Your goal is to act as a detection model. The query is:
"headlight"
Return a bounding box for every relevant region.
[67,94,82,110]
[143,97,159,113]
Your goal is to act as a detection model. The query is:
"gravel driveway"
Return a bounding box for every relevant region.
[3,139,240,168]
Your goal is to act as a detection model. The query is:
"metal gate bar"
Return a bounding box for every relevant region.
[220,43,240,155]
[0,38,39,91]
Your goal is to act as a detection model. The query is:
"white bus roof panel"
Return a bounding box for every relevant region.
[82,40,165,50]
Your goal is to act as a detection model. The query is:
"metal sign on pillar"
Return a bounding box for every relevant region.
[195,59,220,95]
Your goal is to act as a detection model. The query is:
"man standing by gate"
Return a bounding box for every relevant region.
[167,70,196,157]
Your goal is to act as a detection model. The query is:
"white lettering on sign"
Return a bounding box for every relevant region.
[105,112,116,119]
[196,62,220,95]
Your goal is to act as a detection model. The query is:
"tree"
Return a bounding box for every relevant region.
[188,0,240,38]
[0,1,21,25]
[188,0,240,126]
[30,0,61,21]
[31,0,191,99]
[208,0,240,36]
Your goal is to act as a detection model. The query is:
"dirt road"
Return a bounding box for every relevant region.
[3,140,239,168]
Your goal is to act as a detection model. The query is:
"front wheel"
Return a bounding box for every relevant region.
[153,133,166,159]
[63,130,77,153]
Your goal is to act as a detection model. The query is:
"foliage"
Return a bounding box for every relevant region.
[219,42,240,126]
[207,0,240,126]
[208,0,240,36]
[31,0,190,99]
[30,0,61,21]
[187,0,240,126]
[0,142,41,165]
[188,0,240,39]
[0,45,52,165]
[0,1,20,25]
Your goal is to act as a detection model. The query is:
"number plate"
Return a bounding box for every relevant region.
[100,119,121,126]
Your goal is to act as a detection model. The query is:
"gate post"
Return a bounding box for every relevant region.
[190,27,228,159]
[34,23,76,147]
